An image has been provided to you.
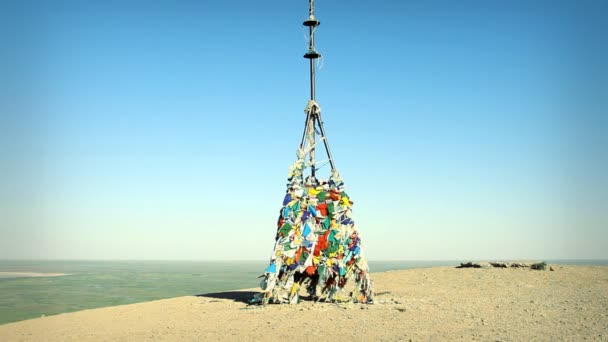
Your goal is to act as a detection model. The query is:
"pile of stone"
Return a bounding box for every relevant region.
[253,149,373,305]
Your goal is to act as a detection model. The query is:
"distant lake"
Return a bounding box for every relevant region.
[0,259,606,325]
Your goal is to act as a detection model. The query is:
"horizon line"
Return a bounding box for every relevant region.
[1,258,607,262]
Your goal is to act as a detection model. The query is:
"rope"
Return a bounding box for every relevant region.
[304,100,321,115]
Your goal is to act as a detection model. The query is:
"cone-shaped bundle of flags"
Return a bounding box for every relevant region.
[252,148,373,305]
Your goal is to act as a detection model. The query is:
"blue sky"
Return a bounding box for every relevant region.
[1,0,606,260]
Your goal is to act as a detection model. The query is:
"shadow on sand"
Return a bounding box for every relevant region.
[195,291,260,304]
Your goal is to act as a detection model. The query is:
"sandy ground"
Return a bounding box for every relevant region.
[1,265,607,341]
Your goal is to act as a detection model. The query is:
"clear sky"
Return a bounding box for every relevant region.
[1,0,606,260]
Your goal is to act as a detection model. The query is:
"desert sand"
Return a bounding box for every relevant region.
[1,265,607,341]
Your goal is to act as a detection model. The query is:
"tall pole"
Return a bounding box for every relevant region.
[308,0,316,101]
[303,0,321,180]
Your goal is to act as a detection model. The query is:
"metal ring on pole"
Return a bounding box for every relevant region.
[304,49,321,59]
[303,16,320,27]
